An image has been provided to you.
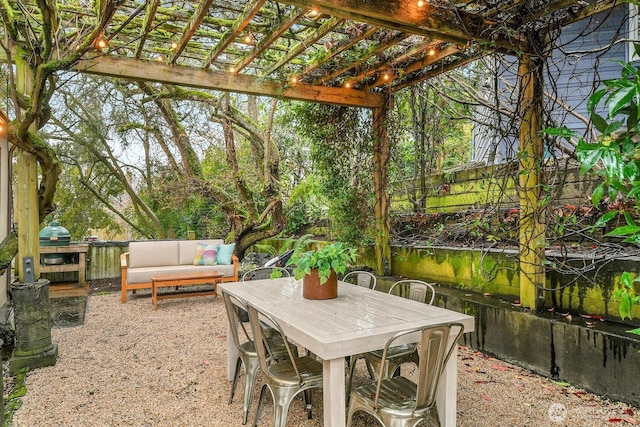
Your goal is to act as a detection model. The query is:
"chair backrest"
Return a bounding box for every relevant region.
[242,266,291,281]
[342,271,377,290]
[246,304,303,384]
[389,279,436,305]
[373,322,464,411]
[221,290,252,351]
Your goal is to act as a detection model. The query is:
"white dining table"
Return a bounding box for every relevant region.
[218,278,475,427]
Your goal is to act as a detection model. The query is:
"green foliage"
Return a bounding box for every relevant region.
[289,103,374,245]
[287,240,357,284]
[615,272,640,320]
[543,25,640,318]
[283,175,325,235]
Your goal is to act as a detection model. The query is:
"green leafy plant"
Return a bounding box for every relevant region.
[287,241,357,284]
[543,16,640,320]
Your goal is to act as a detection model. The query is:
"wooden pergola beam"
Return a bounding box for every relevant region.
[278,0,523,49]
[202,0,267,68]
[262,16,343,76]
[233,7,306,73]
[311,31,412,85]
[73,55,385,108]
[135,0,160,59]
[169,0,215,64]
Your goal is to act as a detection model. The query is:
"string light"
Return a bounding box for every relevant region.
[417,0,425,7]
[156,55,164,62]
[96,38,107,50]
[171,42,178,50]
[344,82,352,88]
[243,34,253,44]
[309,8,319,17]
[229,66,236,73]
[428,48,436,56]
[291,76,298,84]
[383,72,391,81]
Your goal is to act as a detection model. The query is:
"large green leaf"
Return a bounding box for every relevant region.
[591,183,606,207]
[593,210,617,227]
[587,88,607,112]
[608,85,635,118]
[590,112,609,133]
[605,224,640,236]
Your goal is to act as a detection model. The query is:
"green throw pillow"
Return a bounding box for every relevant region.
[217,243,235,265]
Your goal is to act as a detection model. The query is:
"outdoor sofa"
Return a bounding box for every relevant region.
[120,239,239,303]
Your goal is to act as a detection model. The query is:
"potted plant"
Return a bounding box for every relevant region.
[287,240,357,300]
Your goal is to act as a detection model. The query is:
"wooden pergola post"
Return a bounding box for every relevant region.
[14,50,41,283]
[517,54,546,310]
[372,93,392,275]
[0,119,9,306]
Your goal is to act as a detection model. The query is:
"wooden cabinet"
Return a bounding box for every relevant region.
[39,244,88,287]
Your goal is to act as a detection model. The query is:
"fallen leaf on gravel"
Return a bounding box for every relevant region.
[218,334,226,338]
[475,380,489,384]
[492,364,511,371]
[481,393,492,401]
[609,418,622,423]
[622,418,637,425]
[552,381,571,387]
[624,409,635,416]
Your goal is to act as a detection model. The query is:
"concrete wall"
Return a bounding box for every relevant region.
[359,245,640,320]
[432,286,640,407]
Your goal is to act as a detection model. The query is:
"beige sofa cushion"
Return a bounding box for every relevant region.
[179,239,224,265]
[128,240,180,268]
[126,264,234,284]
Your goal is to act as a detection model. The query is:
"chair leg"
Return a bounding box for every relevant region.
[229,357,242,404]
[303,389,313,419]
[242,356,261,425]
[253,384,269,427]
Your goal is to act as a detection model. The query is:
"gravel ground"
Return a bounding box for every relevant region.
[9,289,640,427]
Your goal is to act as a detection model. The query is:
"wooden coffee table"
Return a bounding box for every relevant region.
[150,271,224,310]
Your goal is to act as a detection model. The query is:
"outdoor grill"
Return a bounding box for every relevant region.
[39,221,71,265]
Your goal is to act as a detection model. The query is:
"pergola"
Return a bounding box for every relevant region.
[1,0,619,311]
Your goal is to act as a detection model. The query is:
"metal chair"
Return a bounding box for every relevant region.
[247,303,324,427]
[222,291,294,425]
[348,280,437,394]
[342,271,377,290]
[347,322,465,427]
[388,279,435,305]
[242,266,291,281]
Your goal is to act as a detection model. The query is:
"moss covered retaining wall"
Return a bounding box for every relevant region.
[360,245,640,321]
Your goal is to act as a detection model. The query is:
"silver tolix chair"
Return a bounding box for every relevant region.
[247,303,324,427]
[347,322,465,427]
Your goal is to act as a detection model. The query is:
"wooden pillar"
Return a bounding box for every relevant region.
[14,51,41,282]
[372,94,392,275]
[517,54,545,310]
[0,125,9,305]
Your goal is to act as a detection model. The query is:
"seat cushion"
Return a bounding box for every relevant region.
[127,264,235,284]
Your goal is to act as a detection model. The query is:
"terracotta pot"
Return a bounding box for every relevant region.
[303,269,338,300]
